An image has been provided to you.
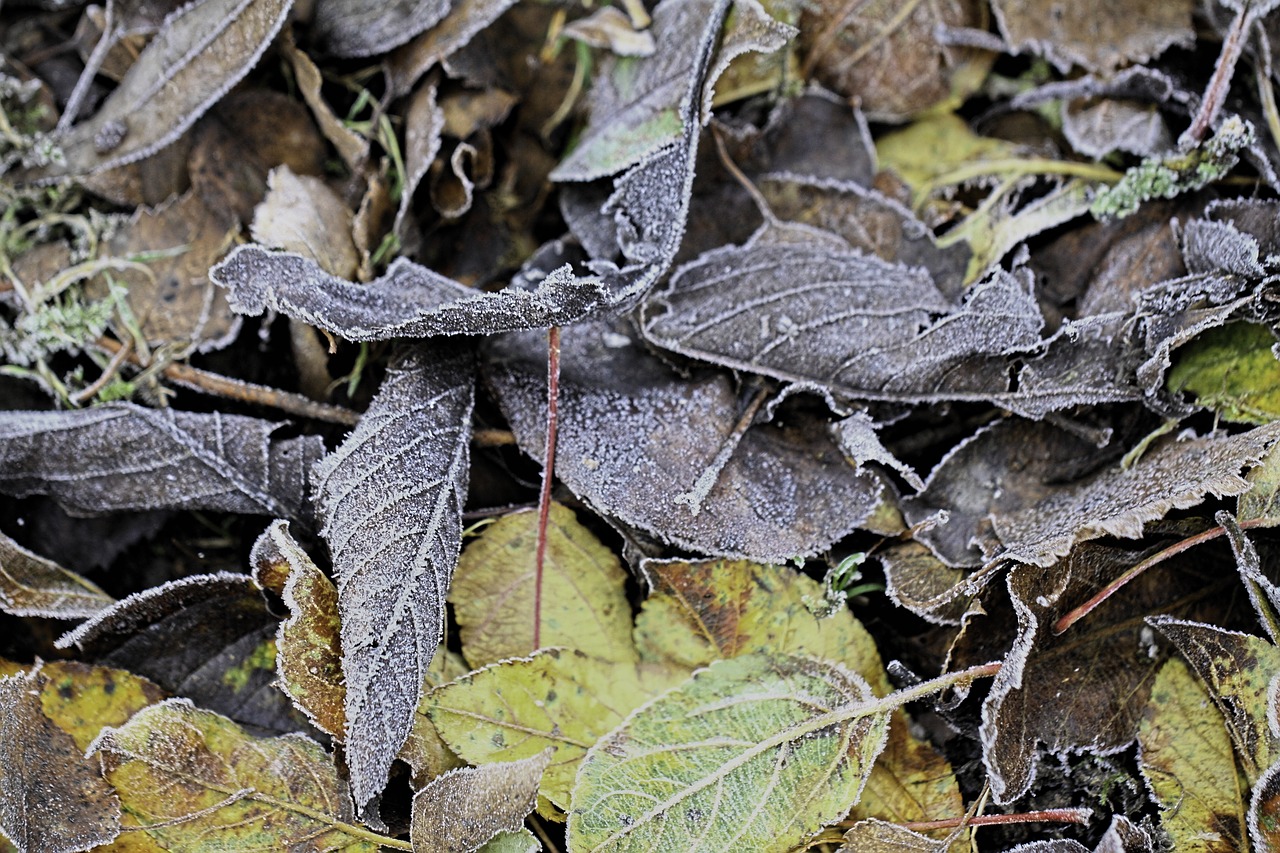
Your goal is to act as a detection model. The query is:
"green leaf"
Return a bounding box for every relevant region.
[568,653,890,853]
[1139,658,1247,853]
[91,698,384,852]
[1168,323,1280,425]
[1240,441,1280,524]
[452,503,638,667]
[429,649,686,810]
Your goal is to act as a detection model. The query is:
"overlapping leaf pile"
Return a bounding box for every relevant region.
[5,0,1280,849]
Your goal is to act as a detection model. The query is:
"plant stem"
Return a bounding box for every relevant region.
[533,325,561,650]
[1180,2,1253,148]
[894,807,1093,832]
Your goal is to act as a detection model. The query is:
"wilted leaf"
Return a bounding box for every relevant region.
[55,572,310,736]
[1168,323,1280,425]
[42,0,294,176]
[0,404,323,523]
[429,648,686,809]
[250,520,344,738]
[562,7,656,57]
[550,0,792,181]
[385,0,522,97]
[211,246,607,340]
[875,113,1024,207]
[991,0,1193,73]
[452,502,636,667]
[485,319,885,562]
[411,748,553,853]
[400,646,470,787]
[1062,97,1171,159]
[0,531,113,619]
[799,0,990,122]
[568,653,890,853]
[280,38,368,171]
[310,0,449,57]
[832,412,923,490]
[1139,657,1246,853]
[251,166,359,280]
[395,81,446,241]
[1151,616,1280,780]
[90,698,378,851]
[477,829,539,853]
[839,820,949,852]
[878,542,971,625]
[979,540,1230,804]
[316,343,474,808]
[0,667,121,853]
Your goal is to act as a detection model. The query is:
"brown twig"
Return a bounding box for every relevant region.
[532,325,561,650]
[894,808,1093,832]
[1180,1,1254,148]
[73,336,133,404]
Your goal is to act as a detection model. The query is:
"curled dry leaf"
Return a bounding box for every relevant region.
[211,246,607,340]
[315,344,475,810]
[485,319,885,562]
[568,653,890,853]
[410,748,553,853]
[0,404,323,524]
[0,531,114,620]
[40,0,294,177]
[250,520,345,739]
[395,81,446,241]
[89,698,377,851]
[0,667,122,853]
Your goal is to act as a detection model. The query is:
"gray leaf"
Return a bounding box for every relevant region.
[485,319,883,562]
[310,0,451,58]
[316,344,474,810]
[410,748,553,853]
[211,246,608,340]
[0,532,114,620]
[0,404,322,523]
[42,0,293,177]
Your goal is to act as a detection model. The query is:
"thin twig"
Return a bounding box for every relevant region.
[72,336,133,403]
[1180,2,1253,148]
[532,325,562,651]
[895,808,1093,832]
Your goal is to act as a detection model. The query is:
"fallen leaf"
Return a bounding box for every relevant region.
[0,667,121,853]
[0,405,323,523]
[310,0,450,57]
[411,748,553,853]
[485,319,885,562]
[1168,323,1280,425]
[567,653,890,853]
[395,80,446,240]
[1062,97,1172,159]
[1240,441,1280,523]
[0,531,114,620]
[1139,657,1246,853]
[452,502,637,667]
[561,7,656,57]
[90,698,378,851]
[385,0,522,97]
[315,343,474,809]
[1249,758,1280,853]
[400,646,470,787]
[991,0,1194,73]
[36,660,167,751]
[252,166,359,280]
[839,820,950,852]
[281,38,368,171]
[429,648,686,809]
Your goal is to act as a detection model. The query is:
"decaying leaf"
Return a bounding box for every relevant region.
[251,166,359,280]
[310,0,450,57]
[411,748,553,853]
[90,698,377,851]
[40,0,294,177]
[0,405,323,523]
[395,81,446,241]
[839,820,950,852]
[452,502,637,667]
[385,0,522,97]
[250,520,344,739]
[991,0,1193,72]
[0,531,114,620]
[1168,323,1280,425]
[0,667,121,853]
[315,344,474,809]
[485,319,885,562]
[568,653,890,853]
[429,648,686,809]
[1249,759,1280,853]
[211,246,607,340]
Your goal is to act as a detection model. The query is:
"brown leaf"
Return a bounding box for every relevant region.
[395,80,445,240]
[0,667,121,853]
[310,0,450,57]
[281,37,369,172]
[252,166,359,279]
[385,0,522,97]
[0,531,113,620]
[410,748,553,853]
[992,0,1194,73]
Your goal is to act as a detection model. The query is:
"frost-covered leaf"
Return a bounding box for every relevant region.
[55,572,310,736]
[400,646,469,787]
[429,648,686,809]
[0,531,113,619]
[550,0,792,181]
[1241,442,1280,524]
[1168,323,1280,425]
[90,698,378,851]
[411,748,553,853]
[1139,658,1246,853]
[316,344,474,809]
[799,0,990,122]
[385,0,522,97]
[1151,616,1280,781]
[211,246,607,340]
[567,653,890,853]
[0,667,121,853]
[251,166,358,279]
[838,820,949,852]
[250,520,344,739]
[485,319,884,562]
[0,404,323,523]
[452,502,637,668]
[395,81,445,241]
[991,0,1193,73]
[878,542,971,625]
[310,0,449,57]
[832,413,923,490]
[41,0,294,176]
[1250,758,1280,853]
[980,540,1229,804]
[34,661,167,752]
[1062,97,1172,159]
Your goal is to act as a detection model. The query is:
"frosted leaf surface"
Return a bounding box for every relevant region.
[485,319,883,562]
[991,0,1193,73]
[410,748,553,853]
[0,404,322,524]
[315,343,475,809]
[211,247,606,340]
[0,531,114,620]
[310,0,450,57]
